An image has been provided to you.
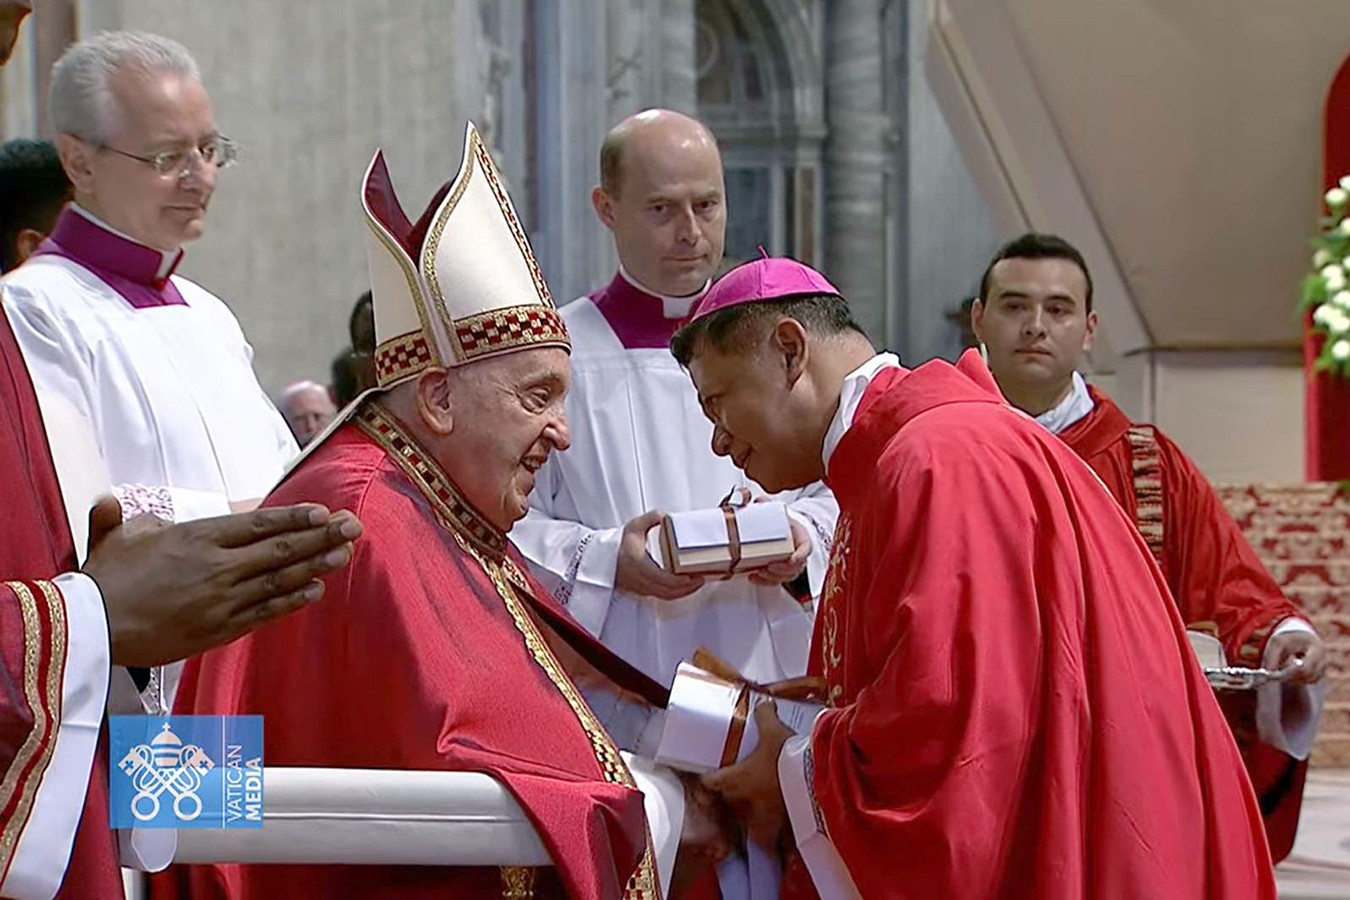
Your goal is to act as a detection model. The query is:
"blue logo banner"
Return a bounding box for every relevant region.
[109,715,263,829]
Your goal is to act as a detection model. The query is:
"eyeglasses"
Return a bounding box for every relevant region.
[98,134,238,179]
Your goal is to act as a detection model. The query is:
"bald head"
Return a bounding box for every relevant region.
[600,109,717,198]
[593,109,726,296]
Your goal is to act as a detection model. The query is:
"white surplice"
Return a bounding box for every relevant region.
[2,261,296,519]
[513,282,839,900]
[516,295,837,693]
[2,215,297,717]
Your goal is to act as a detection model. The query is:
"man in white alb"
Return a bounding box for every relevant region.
[513,109,838,898]
[2,31,298,715]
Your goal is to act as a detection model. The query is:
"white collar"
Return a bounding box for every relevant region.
[1034,371,1095,435]
[822,352,902,469]
[71,203,181,280]
[617,264,709,319]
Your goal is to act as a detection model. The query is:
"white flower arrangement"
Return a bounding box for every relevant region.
[1300,175,1350,379]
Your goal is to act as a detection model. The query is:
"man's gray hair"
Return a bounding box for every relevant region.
[48,30,200,144]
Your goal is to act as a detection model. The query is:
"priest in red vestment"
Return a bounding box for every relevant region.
[174,124,730,899]
[971,232,1325,861]
[671,256,1275,898]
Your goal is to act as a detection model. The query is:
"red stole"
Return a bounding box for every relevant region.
[0,309,121,897]
[789,350,1273,898]
[1057,386,1306,861]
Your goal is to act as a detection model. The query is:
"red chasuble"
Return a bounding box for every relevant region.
[793,352,1273,898]
[0,309,121,898]
[173,404,662,900]
[1057,386,1306,861]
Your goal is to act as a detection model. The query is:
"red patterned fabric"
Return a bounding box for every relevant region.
[455,305,570,361]
[173,416,662,899]
[1217,482,1350,765]
[374,331,435,387]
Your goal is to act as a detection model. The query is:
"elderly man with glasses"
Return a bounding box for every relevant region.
[1,30,299,721]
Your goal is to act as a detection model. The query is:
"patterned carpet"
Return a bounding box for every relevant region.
[1218,483,1350,765]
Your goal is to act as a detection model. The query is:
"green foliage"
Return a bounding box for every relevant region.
[1303,185,1350,379]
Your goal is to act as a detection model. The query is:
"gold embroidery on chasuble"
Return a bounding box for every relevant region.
[818,517,853,707]
[1126,426,1165,567]
[355,405,660,899]
[0,581,66,873]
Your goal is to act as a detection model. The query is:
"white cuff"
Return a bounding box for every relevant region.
[566,528,623,637]
[1257,617,1327,759]
[4,573,109,900]
[785,508,833,601]
[110,483,231,525]
[1263,616,1317,652]
[777,718,860,900]
[118,827,177,873]
[621,752,684,900]
[165,487,232,523]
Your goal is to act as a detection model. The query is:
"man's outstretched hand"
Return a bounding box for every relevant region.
[82,496,362,667]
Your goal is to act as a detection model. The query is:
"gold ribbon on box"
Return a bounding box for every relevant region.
[660,487,750,578]
[719,488,748,578]
[689,647,827,768]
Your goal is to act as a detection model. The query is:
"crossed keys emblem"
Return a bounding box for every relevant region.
[118,723,215,821]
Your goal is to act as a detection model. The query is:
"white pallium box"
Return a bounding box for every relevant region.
[654,499,795,577]
[655,661,825,775]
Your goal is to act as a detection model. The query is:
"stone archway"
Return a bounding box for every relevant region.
[695,0,825,266]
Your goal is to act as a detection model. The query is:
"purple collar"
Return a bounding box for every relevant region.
[34,205,187,309]
[590,270,706,349]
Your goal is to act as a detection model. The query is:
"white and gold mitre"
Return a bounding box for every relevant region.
[361,122,569,387]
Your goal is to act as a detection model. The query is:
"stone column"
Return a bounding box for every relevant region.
[607,0,695,122]
[534,0,612,302]
[824,0,888,341]
[902,0,997,363]
[658,0,697,113]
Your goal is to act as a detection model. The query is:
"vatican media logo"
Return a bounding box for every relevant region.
[109,716,263,829]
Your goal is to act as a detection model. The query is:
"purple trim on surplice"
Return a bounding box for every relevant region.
[32,206,187,309]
